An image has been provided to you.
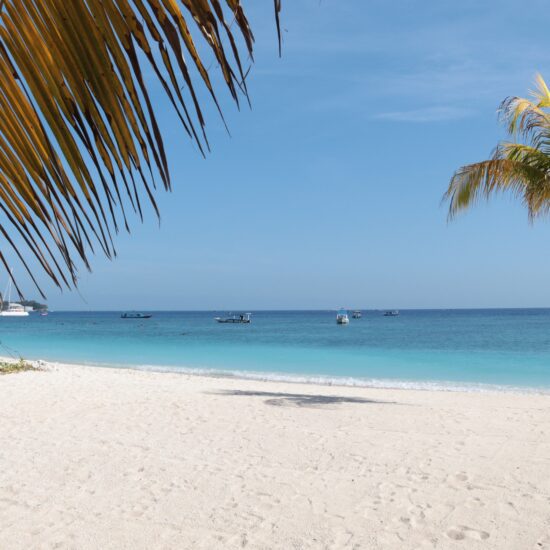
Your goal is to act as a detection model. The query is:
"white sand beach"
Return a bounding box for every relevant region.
[1,362,550,549]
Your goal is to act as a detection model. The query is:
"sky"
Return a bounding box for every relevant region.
[8,0,550,310]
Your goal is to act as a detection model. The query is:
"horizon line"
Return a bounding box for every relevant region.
[41,307,550,312]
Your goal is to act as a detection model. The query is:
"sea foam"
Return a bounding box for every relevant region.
[59,359,550,395]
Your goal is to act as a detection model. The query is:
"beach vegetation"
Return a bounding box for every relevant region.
[445,74,550,220]
[0,358,40,375]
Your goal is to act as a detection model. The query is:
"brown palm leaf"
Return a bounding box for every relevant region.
[0,0,282,297]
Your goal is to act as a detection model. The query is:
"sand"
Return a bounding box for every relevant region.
[1,361,549,549]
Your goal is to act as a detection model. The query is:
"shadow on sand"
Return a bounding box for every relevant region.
[209,389,396,409]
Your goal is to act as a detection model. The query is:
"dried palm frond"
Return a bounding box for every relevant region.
[0,0,282,297]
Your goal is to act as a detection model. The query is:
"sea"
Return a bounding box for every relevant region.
[2,309,550,393]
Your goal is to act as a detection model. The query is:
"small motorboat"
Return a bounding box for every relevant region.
[336,309,349,324]
[215,313,251,324]
[383,310,399,317]
[352,310,362,319]
[121,312,152,319]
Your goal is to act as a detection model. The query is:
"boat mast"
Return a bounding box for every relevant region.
[2,270,12,310]
[6,269,12,307]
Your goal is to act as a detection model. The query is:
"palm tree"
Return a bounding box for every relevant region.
[445,74,550,221]
[0,0,281,296]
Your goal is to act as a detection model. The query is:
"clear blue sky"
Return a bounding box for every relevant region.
[15,0,550,310]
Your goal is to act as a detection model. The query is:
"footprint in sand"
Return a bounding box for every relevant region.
[446,525,490,541]
[449,472,468,483]
[535,532,550,548]
[465,496,485,509]
[447,472,476,490]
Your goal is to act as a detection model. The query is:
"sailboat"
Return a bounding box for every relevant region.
[0,271,29,317]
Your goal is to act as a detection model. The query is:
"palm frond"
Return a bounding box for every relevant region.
[445,152,547,220]
[446,75,550,221]
[499,96,550,143]
[500,142,550,170]
[533,73,550,108]
[0,0,281,296]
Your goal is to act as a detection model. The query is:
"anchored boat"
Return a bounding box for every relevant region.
[352,310,362,319]
[0,270,29,317]
[336,309,349,324]
[121,312,152,319]
[383,310,399,317]
[215,313,251,324]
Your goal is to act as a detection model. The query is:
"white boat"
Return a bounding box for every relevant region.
[352,310,362,319]
[384,310,399,317]
[0,271,29,317]
[336,309,349,324]
[215,313,251,324]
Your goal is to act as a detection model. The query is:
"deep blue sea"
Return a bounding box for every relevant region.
[2,309,550,392]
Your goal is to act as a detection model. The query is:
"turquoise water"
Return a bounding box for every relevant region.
[1,309,550,391]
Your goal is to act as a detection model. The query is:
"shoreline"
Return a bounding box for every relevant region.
[5,355,550,396]
[1,361,550,548]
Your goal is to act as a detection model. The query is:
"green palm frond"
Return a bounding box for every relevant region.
[445,74,550,221]
[500,96,550,143]
[0,1,282,297]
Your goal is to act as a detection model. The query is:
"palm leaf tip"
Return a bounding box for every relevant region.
[0,0,282,293]
[445,163,488,219]
[533,73,550,107]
